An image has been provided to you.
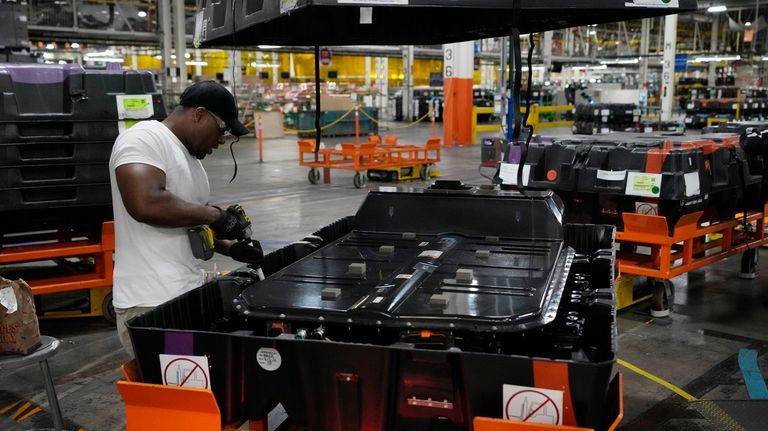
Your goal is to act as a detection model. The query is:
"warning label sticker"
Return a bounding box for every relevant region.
[160,354,210,389]
[256,347,282,371]
[503,384,563,425]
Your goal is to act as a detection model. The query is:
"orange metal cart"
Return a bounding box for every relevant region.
[0,221,115,322]
[298,137,441,188]
[615,205,768,311]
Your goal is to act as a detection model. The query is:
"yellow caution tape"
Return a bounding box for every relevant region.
[617,358,697,401]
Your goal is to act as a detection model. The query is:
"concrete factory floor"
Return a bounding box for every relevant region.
[0,123,766,431]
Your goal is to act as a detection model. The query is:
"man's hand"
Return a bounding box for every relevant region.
[209,204,252,240]
[229,239,264,267]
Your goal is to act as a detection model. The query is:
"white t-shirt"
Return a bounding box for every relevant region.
[109,120,210,309]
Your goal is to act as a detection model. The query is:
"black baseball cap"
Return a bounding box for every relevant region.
[179,80,250,136]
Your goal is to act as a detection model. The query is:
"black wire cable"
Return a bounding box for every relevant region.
[228,0,240,182]
[511,29,522,142]
[515,34,534,194]
[314,45,321,153]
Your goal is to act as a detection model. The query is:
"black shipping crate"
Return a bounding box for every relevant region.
[0,64,166,122]
[0,183,111,211]
[522,133,761,228]
[0,141,115,166]
[0,120,129,143]
[0,163,110,189]
[128,187,617,430]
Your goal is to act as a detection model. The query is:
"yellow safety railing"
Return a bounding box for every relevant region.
[471,104,574,142]
[358,106,434,129]
[706,117,729,127]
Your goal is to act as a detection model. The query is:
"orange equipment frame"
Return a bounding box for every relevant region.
[298,137,441,187]
[0,221,115,320]
[616,204,767,280]
[117,360,622,431]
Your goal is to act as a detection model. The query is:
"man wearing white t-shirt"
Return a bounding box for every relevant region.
[109,80,262,356]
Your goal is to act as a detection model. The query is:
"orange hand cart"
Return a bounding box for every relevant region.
[615,204,768,313]
[0,221,115,322]
[298,137,441,188]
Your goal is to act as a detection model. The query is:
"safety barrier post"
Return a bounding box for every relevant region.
[431,100,437,138]
[257,114,264,163]
[355,105,360,146]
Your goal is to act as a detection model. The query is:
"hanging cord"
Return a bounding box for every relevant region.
[228,0,240,182]
[314,45,321,153]
[516,34,535,194]
[228,135,240,183]
[510,28,522,142]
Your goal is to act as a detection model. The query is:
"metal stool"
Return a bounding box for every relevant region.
[0,336,64,431]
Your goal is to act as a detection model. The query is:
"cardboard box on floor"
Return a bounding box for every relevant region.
[0,277,41,355]
[313,93,355,112]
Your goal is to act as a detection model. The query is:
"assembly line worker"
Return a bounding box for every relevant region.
[109,80,263,357]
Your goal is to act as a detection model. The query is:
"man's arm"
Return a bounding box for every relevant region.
[115,163,220,228]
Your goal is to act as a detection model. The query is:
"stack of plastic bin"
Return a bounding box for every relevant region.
[0,64,166,238]
[523,133,761,230]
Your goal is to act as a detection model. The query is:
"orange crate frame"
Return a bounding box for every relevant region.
[616,204,768,279]
[118,360,622,431]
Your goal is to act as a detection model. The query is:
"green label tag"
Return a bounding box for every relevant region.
[632,175,660,195]
[123,98,149,110]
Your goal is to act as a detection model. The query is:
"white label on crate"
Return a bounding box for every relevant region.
[635,201,659,215]
[418,250,443,259]
[372,296,385,303]
[503,384,563,425]
[644,127,654,133]
[498,163,530,186]
[116,94,154,119]
[160,354,210,388]
[256,348,282,371]
[626,172,662,197]
[597,170,627,181]
[625,0,679,8]
[280,0,299,13]
[601,109,610,116]
[684,172,701,197]
[338,0,408,3]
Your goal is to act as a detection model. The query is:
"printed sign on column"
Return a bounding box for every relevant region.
[503,384,563,425]
[159,354,211,389]
[116,94,154,119]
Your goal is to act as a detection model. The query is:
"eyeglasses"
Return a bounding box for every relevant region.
[201,108,230,135]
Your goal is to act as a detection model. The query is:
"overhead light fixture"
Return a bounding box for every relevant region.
[745,21,752,27]
[137,11,147,18]
[692,54,740,62]
[257,45,282,50]
[707,5,727,13]
[599,58,640,65]
[250,62,280,68]
[83,56,124,63]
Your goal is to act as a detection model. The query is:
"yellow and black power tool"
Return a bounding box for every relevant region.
[188,224,216,260]
[188,204,252,260]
